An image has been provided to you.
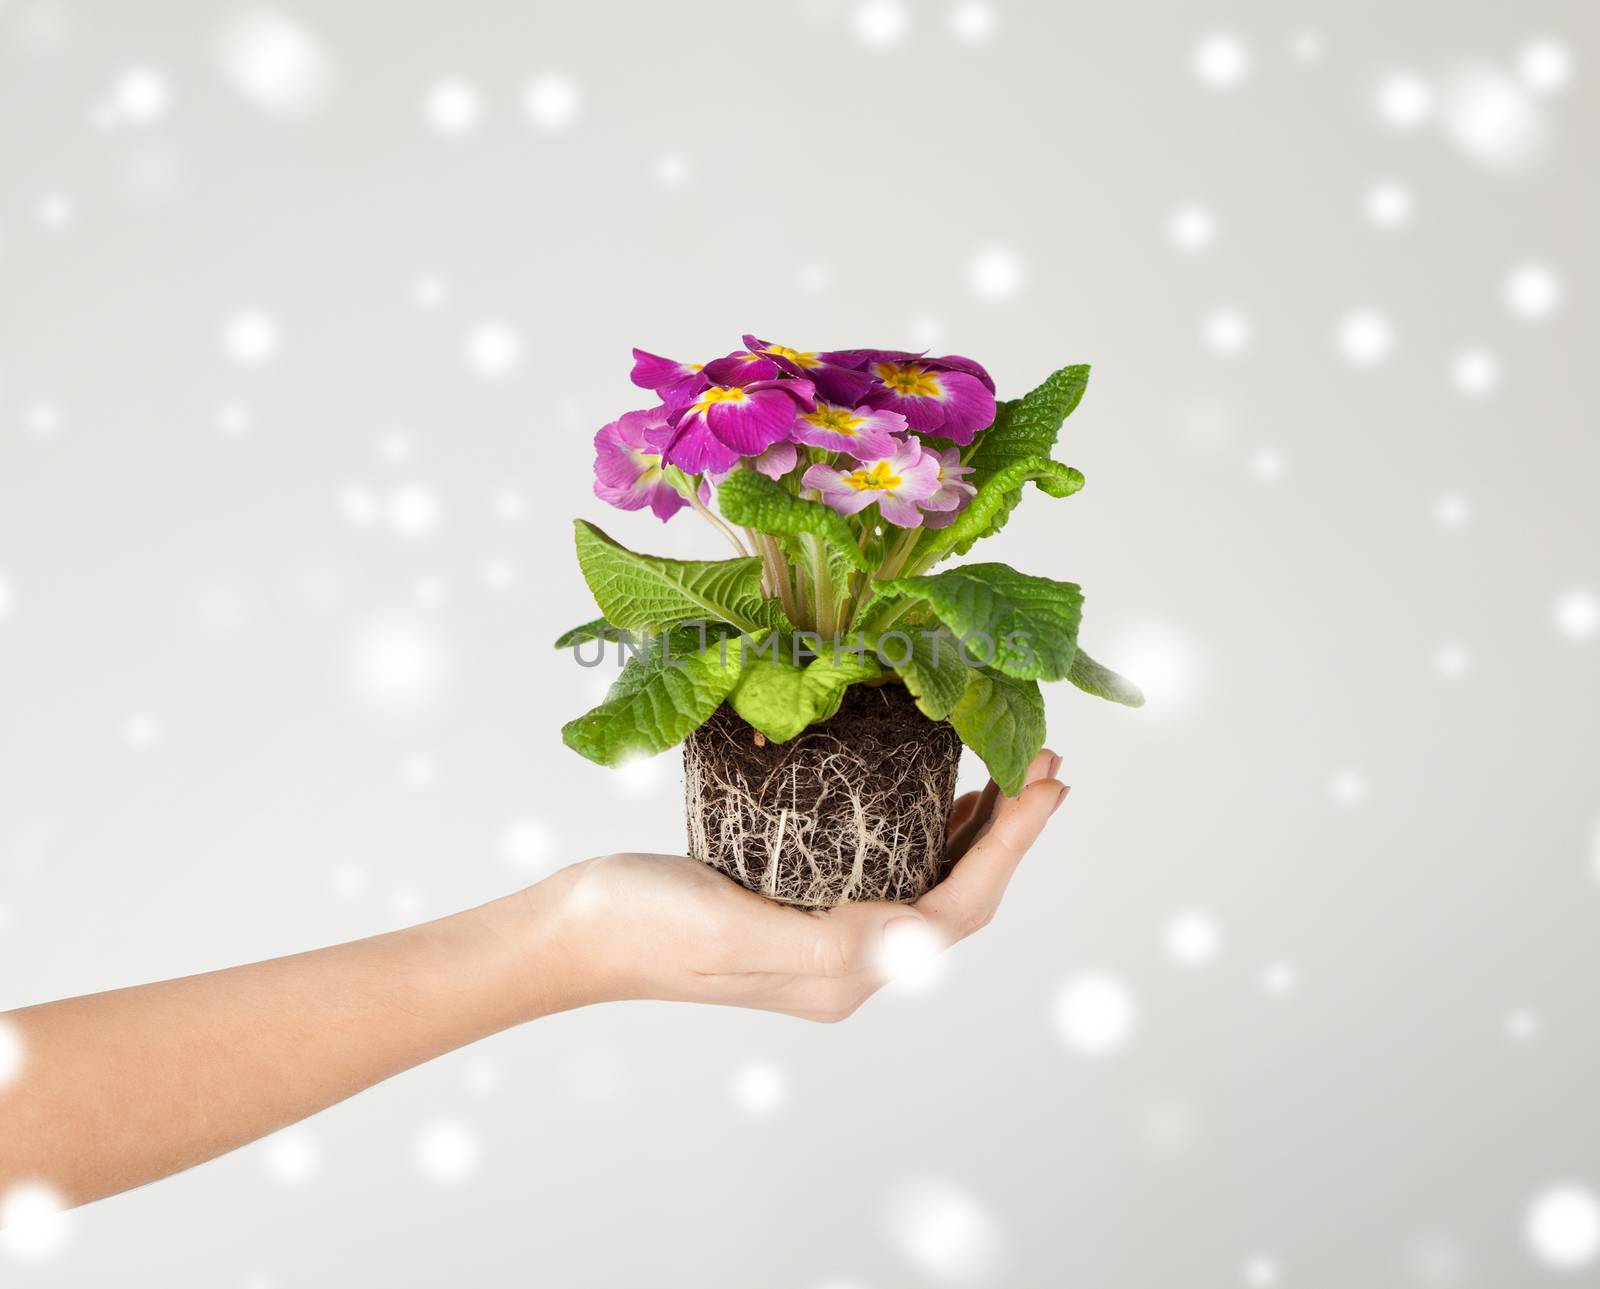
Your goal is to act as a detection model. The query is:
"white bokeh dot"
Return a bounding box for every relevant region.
[1439,63,1547,172]
[1203,308,1252,356]
[36,191,75,230]
[222,309,281,366]
[1452,348,1500,398]
[1193,32,1250,90]
[655,153,689,187]
[948,2,995,43]
[1169,203,1216,252]
[122,712,163,748]
[415,1118,480,1184]
[262,1129,319,1185]
[1261,961,1298,998]
[0,574,13,622]
[0,1183,70,1263]
[111,66,171,124]
[730,1061,787,1115]
[523,74,579,130]
[1328,768,1367,807]
[1165,910,1222,967]
[1376,71,1434,128]
[1435,642,1472,680]
[1517,38,1573,96]
[412,274,448,309]
[1243,1254,1280,1286]
[1433,492,1471,530]
[855,0,909,48]
[1054,971,1136,1056]
[1289,30,1323,63]
[1525,1185,1600,1269]
[1338,309,1395,367]
[24,401,62,438]
[349,617,449,711]
[1365,181,1413,229]
[968,245,1024,302]
[1250,448,1286,484]
[1506,1008,1541,1043]
[502,817,554,874]
[217,6,333,119]
[1552,589,1599,642]
[385,483,440,539]
[887,1177,1000,1282]
[1505,262,1561,321]
[0,1016,23,1089]
[423,78,482,136]
[463,321,522,377]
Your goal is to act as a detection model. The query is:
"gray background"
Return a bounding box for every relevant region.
[2,0,1597,1284]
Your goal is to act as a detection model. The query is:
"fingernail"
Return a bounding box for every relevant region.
[1050,784,1070,815]
[1048,753,1062,779]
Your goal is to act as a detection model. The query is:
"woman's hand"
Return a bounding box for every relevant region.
[529,748,1068,1021]
[1,750,1066,1205]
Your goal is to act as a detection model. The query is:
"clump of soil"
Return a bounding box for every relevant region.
[683,682,962,908]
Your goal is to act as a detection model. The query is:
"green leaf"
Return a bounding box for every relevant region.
[872,563,1083,682]
[920,457,1085,561]
[727,634,884,743]
[715,468,873,574]
[1068,647,1145,708]
[561,631,744,765]
[883,627,973,721]
[553,617,625,648]
[965,364,1090,489]
[573,519,778,634]
[948,669,1046,797]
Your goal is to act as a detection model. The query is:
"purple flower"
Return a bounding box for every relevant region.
[920,445,978,529]
[701,348,779,386]
[861,358,996,444]
[790,400,907,458]
[741,336,876,405]
[801,436,941,528]
[658,379,815,475]
[629,349,707,410]
[706,440,799,485]
[593,408,704,522]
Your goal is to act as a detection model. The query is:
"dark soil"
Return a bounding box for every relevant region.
[683,682,962,908]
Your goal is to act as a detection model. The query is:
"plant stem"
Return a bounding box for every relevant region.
[686,487,751,560]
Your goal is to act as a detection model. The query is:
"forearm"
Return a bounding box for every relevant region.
[0,882,571,1205]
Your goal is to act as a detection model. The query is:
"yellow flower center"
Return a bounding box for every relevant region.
[844,462,901,492]
[803,405,865,436]
[875,361,942,398]
[763,343,821,369]
[692,385,747,413]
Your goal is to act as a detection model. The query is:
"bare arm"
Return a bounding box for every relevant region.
[0,752,1066,1206]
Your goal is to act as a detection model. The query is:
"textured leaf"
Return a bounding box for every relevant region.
[716,468,873,574]
[882,627,973,721]
[573,519,777,633]
[561,631,744,765]
[553,618,625,648]
[920,457,1085,561]
[1067,647,1145,708]
[727,634,884,743]
[965,364,1090,489]
[872,563,1083,682]
[948,669,1046,797]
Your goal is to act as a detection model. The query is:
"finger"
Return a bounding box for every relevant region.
[946,790,982,839]
[917,751,1066,942]
[945,779,1001,863]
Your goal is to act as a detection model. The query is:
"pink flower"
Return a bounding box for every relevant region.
[861,359,996,444]
[740,335,876,405]
[790,400,906,458]
[920,445,978,529]
[801,436,941,528]
[657,379,815,475]
[706,440,799,485]
[629,349,707,411]
[593,407,703,521]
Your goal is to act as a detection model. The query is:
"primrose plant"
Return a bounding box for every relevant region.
[559,336,1141,798]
